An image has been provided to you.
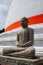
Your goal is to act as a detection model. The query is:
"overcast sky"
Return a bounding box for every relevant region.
[0,0,12,29]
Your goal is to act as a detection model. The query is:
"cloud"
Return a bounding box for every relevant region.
[0,4,8,29]
[0,0,12,29]
[0,4,8,12]
[0,4,8,20]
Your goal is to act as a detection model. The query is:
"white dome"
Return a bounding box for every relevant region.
[5,0,43,28]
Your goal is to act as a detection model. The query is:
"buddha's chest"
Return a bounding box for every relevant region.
[19,29,30,42]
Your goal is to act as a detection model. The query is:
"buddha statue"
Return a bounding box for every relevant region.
[3,17,35,59]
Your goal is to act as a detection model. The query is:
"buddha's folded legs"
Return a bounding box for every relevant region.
[3,46,25,55]
[8,46,35,58]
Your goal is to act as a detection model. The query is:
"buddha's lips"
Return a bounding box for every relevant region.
[5,14,43,32]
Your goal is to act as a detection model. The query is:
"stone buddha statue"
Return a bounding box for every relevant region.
[3,17,35,59]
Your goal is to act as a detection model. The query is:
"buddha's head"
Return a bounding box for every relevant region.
[20,17,28,28]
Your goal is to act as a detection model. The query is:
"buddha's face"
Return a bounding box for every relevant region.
[21,17,28,28]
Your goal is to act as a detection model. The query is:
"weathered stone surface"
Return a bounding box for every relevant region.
[0,55,43,65]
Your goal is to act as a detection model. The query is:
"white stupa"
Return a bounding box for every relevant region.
[0,0,43,56]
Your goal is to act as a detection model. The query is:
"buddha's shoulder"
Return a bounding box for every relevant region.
[17,28,23,34]
[28,27,34,32]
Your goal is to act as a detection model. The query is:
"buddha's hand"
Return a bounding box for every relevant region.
[22,41,31,47]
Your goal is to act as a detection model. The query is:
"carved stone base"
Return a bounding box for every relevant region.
[0,55,43,65]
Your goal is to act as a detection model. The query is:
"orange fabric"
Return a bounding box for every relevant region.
[5,14,43,32]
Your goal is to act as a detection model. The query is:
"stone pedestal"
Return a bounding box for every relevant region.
[0,55,43,65]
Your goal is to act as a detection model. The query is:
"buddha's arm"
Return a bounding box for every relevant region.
[22,41,31,47]
[17,33,19,41]
[16,33,22,46]
[16,33,19,46]
[29,29,34,45]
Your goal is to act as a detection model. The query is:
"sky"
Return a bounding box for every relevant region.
[0,0,12,29]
